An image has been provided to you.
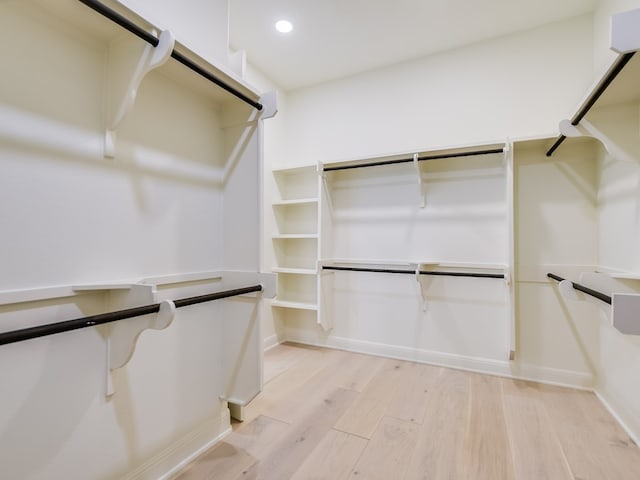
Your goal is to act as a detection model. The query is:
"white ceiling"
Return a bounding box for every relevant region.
[229,0,600,91]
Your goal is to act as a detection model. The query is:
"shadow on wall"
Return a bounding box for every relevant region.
[0,329,107,479]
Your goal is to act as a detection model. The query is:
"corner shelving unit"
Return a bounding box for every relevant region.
[271,165,320,313]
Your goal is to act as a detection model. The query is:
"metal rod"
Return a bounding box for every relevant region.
[546,273,611,304]
[546,52,635,157]
[323,148,504,172]
[419,271,505,279]
[323,266,416,275]
[0,285,262,346]
[545,135,567,157]
[77,0,263,111]
[323,265,504,279]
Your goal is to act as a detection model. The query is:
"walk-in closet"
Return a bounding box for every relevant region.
[1,0,640,479]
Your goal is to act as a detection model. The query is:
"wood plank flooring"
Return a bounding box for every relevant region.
[172,343,640,480]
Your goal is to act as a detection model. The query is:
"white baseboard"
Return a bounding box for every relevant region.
[263,333,282,351]
[122,408,231,480]
[284,328,594,390]
[595,388,640,447]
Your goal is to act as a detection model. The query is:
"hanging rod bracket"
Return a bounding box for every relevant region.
[104,29,175,158]
[259,90,278,120]
[559,119,636,162]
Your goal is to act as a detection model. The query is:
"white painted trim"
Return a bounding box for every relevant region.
[122,409,231,480]
[595,388,640,447]
[283,329,594,390]
[263,334,282,351]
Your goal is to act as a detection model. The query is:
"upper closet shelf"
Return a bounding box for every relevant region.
[272,234,318,239]
[546,7,640,157]
[32,0,274,157]
[322,143,506,173]
[321,143,507,207]
[272,198,319,207]
[321,260,507,280]
[38,0,262,106]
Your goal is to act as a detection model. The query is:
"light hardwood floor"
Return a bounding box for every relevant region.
[172,343,640,480]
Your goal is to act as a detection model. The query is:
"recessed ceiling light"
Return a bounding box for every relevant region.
[275,20,293,34]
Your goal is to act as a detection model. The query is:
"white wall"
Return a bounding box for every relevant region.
[283,15,594,166]
[117,0,230,67]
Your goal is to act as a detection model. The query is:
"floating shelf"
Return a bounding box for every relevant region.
[272,267,317,275]
[272,198,319,206]
[271,299,318,311]
[272,234,319,240]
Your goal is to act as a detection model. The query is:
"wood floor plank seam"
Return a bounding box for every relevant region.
[172,344,640,480]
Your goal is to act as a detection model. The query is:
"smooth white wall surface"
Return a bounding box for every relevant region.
[117,0,230,66]
[283,15,594,166]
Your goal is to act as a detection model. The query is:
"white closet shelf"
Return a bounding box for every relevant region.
[272,198,319,206]
[272,267,317,275]
[272,164,317,174]
[0,271,233,306]
[595,267,640,280]
[416,261,508,271]
[321,142,506,172]
[322,258,422,267]
[322,259,507,271]
[35,0,260,105]
[547,9,640,157]
[270,299,318,311]
[272,234,319,240]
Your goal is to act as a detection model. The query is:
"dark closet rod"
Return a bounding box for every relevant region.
[323,147,505,172]
[545,52,635,157]
[0,285,262,347]
[323,265,505,279]
[547,273,611,304]
[77,0,263,111]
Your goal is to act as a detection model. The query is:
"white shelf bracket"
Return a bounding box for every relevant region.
[502,141,511,166]
[413,153,426,208]
[559,119,636,163]
[104,283,176,397]
[105,29,175,158]
[319,162,335,213]
[259,90,278,120]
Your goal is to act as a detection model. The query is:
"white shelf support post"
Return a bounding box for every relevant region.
[104,29,175,158]
[505,139,516,361]
[413,153,426,208]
